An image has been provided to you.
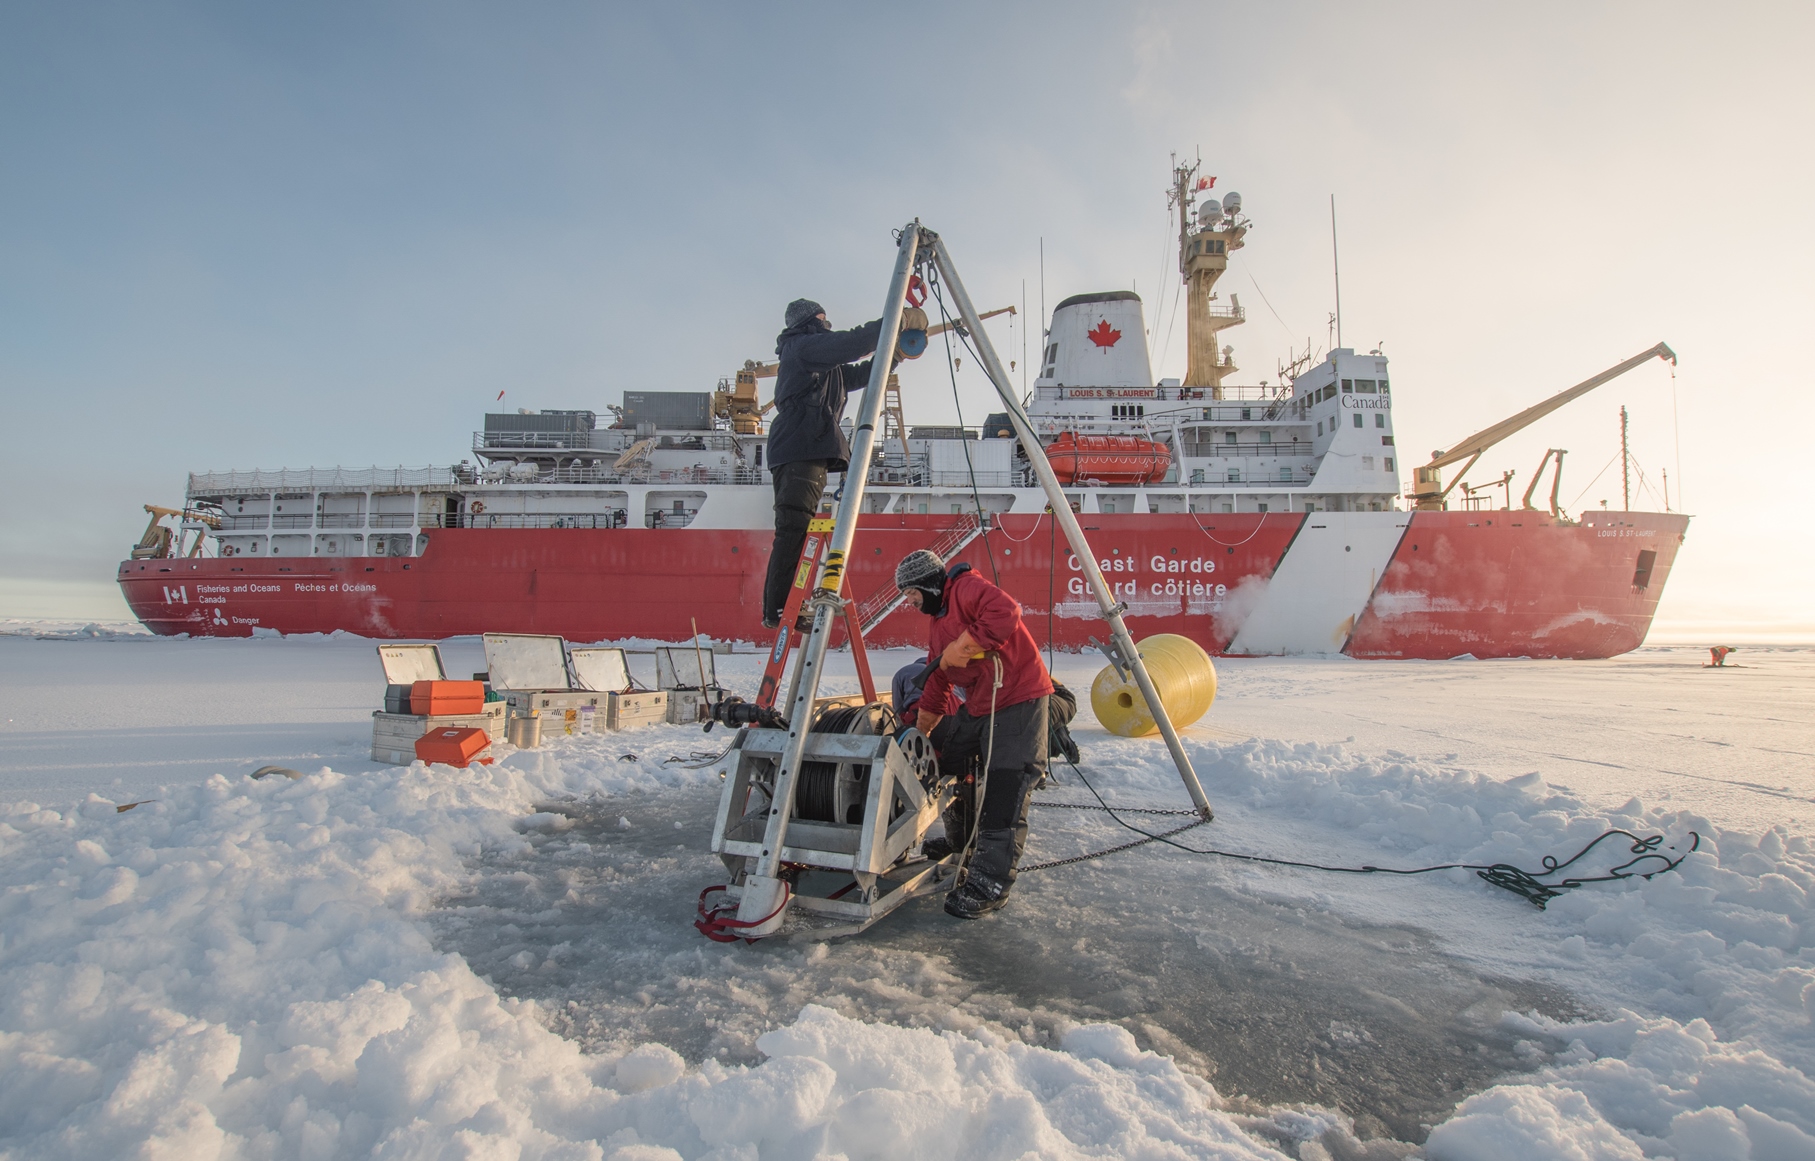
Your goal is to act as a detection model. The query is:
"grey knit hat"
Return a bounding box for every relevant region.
[894,549,946,592]
[785,298,824,328]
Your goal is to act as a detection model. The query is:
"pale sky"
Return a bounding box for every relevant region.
[3,2,1810,639]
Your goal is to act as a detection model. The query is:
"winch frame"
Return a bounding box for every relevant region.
[708,724,953,937]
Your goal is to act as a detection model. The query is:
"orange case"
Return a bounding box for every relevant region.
[414,726,492,767]
[410,679,486,716]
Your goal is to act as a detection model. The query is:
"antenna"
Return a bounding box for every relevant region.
[1620,405,1631,511]
[1039,237,1046,346]
[1330,194,1343,350]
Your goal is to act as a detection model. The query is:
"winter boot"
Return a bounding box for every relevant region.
[944,873,1009,919]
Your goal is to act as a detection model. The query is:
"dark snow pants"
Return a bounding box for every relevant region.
[936,695,1049,893]
[762,460,829,622]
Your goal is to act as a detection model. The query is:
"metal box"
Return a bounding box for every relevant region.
[482,633,571,692]
[371,703,506,765]
[570,647,633,693]
[504,690,604,722]
[655,646,717,691]
[606,690,669,730]
[664,688,724,725]
[377,643,447,684]
[622,391,711,431]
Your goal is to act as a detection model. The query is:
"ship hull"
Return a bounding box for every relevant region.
[119,510,1688,660]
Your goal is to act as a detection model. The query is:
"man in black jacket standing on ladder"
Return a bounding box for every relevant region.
[761,298,893,629]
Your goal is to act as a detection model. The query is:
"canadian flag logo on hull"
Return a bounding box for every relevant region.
[1087,319,1122,348]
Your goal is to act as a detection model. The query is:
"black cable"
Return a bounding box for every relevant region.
[1031,760,1700,910]
[926,270,1001,585]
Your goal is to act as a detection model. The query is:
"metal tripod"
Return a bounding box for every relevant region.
[729,223,1213,938]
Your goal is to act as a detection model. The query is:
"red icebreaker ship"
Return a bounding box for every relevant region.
[121,165,1687,659]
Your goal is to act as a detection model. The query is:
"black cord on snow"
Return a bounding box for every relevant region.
[1023,761,1701,909]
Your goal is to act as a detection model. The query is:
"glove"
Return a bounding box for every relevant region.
[940,631,983,670]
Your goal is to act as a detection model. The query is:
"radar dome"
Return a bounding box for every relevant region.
[1196,201,1222,226]
[1221,191,1242,214]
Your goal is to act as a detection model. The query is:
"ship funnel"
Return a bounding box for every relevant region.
[1045,290,1154,388]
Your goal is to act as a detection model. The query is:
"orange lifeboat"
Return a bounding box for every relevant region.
[1042,432,1171,485]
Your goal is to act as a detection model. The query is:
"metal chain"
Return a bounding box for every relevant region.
[1019,815,1212,873]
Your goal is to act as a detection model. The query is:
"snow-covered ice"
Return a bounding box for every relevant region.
[0,630,1811,1158]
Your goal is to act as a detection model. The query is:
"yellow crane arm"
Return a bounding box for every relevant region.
[144,503,223,528]
[1428,343,1675,470]
[1412,343,1675,509]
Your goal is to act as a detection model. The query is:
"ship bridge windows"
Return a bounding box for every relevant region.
[1341,380,1352,392]
[1356,379,1377,393]
[1111,404,1146,419]
[1353,414,1364,428]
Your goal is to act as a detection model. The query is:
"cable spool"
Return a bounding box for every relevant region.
[797,702,898,824]
[1091,634,1217,738]
[897,305,930,359]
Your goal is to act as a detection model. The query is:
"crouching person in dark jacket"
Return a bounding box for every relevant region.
[895,549,1055,919]
[761,298,893,629]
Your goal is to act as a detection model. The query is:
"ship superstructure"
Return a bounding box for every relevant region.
[121,168,1687,658]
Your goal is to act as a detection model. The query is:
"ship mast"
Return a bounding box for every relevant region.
[1169,156,1247,397]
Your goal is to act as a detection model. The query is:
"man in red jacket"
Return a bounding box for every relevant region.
[895,549,1055,919]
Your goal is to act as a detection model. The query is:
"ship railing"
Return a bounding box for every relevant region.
[472,464,764,487]
[187,467,457,494]
[851,515,986,632]
[473,431,595,451]
[454,513,629,530]
[1035,383,1285,405]
[216,515,270,530]
[370,513,419,528]
[317,514,365,529]
[1184,470,1314,487]
[1180,443,1315,458]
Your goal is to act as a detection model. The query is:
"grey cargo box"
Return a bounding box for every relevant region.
[371,704,506,765]
[377,643,447,684]
[606,690,669,730]
[482,633,571,692]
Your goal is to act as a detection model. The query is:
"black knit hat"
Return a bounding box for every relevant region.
[894,549,946,593]
[785,298,824,328]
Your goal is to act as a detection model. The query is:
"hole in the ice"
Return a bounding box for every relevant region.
[430,785,1582,1148]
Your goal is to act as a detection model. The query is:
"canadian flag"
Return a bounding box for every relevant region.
[1195,176,1216,191]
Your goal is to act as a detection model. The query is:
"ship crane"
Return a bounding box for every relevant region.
[1409,343,1675,511]
[132,504,222,560]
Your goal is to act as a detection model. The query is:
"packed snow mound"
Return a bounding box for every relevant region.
[0,754,1300,1158]
[0,720,1810,1156]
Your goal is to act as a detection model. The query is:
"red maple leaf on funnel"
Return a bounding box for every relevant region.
[1087,319,1121,349]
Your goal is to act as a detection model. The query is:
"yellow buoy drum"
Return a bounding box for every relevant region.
[1090,633,1217,738]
